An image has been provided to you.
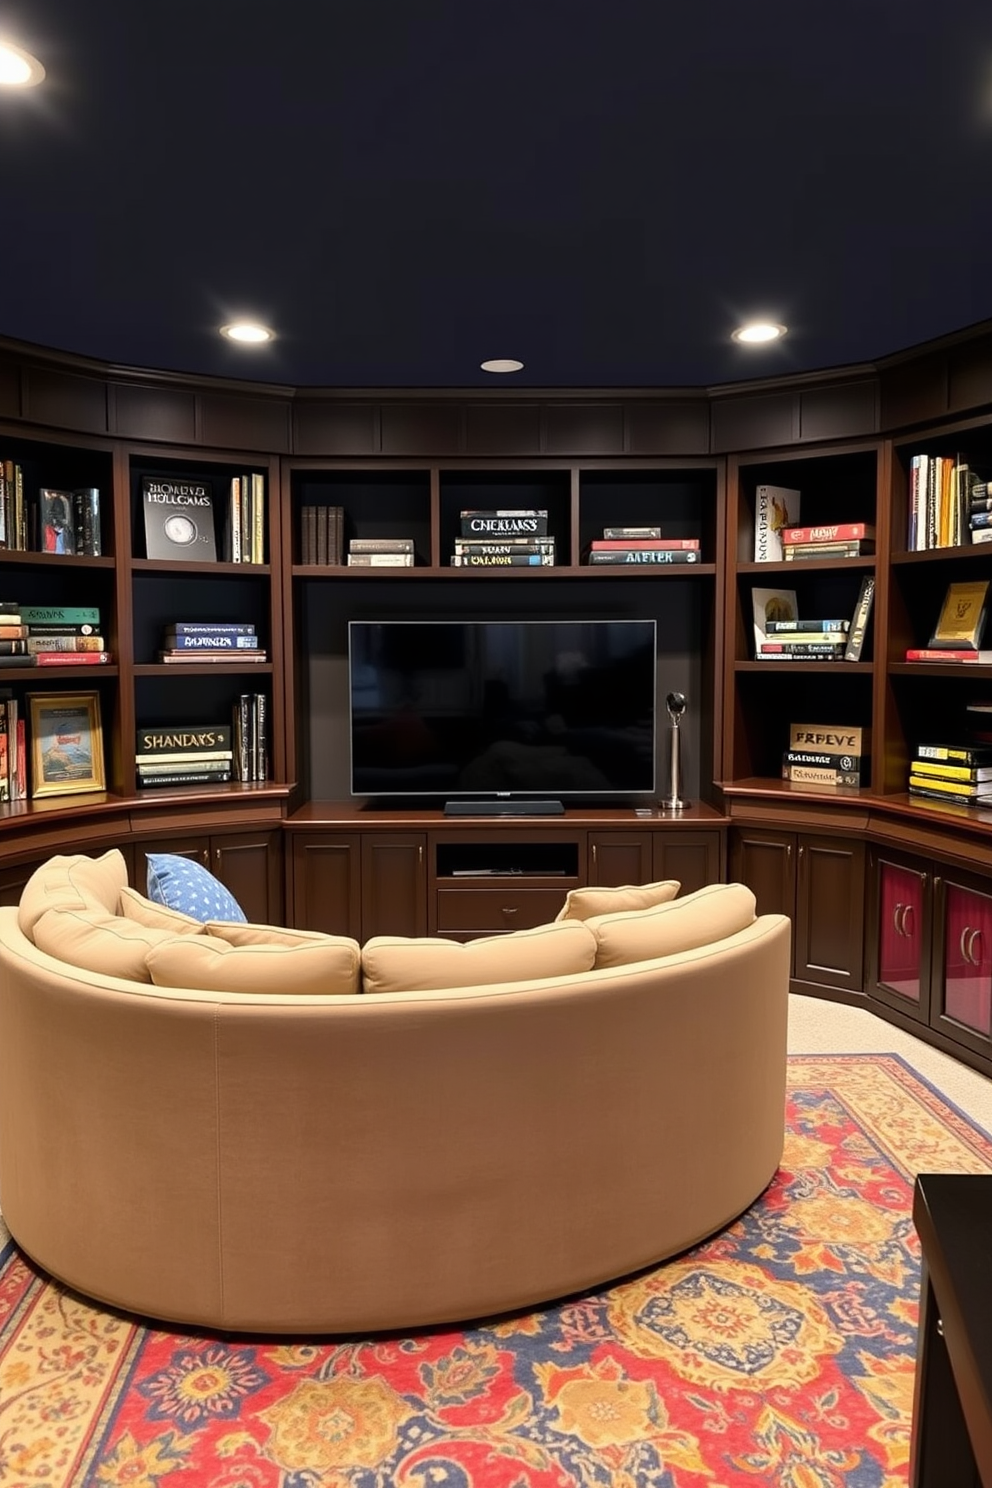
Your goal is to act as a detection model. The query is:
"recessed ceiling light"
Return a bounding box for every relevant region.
[0,39,45,87]
[732,321,787,345]
[220,322,275,345]
[480,358,524,373]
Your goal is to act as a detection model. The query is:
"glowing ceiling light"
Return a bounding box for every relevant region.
[480,358,524,373]
[732,321,787,345]
[0,40,45,87]
[220,322,275,345]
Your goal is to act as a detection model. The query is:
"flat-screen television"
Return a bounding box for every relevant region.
[348,618,657,803]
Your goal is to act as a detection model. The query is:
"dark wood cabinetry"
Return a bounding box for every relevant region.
[729,822,865,996]
[868,841,992,1072]
[287,806,728,942]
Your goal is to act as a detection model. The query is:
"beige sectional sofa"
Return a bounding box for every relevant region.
[0,851,791,1334]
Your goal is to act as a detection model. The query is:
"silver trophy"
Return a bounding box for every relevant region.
[661,691,689,812]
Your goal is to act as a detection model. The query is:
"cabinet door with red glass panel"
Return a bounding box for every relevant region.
[867,848,933,1024]
[933,871,992,1057]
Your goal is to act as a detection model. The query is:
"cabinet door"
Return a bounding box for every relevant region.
[794,834,865,993]
[134,836,210,892]
[728,827,795,922]
[211,831,282,926]
[588,832,652,886]
[936,876,992,1047]
[653,830,723,897]
[290,833,362,938]
[361,834,428,940]
[871,855,929,1015]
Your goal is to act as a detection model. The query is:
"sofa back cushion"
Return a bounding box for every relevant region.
[32,906,175,982]
[145,927,362,996]
[555,878,680,923]
[119,886,206,935]
[586,882,757,968]
[362,919,597,995]
[18,849,129,940]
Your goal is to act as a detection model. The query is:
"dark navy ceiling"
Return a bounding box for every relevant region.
[1,0,991,389]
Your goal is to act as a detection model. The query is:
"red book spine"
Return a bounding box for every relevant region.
[32,650,112,665]
[905,648,983,662]
[782,522,875,544]
[589,538,701,550]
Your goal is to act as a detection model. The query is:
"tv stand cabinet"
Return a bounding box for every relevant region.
[285,802,727,942]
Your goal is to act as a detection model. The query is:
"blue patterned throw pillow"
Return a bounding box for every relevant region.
[145,853,247,923]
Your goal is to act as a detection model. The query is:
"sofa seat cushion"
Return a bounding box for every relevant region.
[145,928,362,995]
[362,919,598,995]
[32,906,175,982]
[145,853,247,923]
[18,849,129,941]
[586,882,757,968]
[555,878,680,923]
[119,886,206,935]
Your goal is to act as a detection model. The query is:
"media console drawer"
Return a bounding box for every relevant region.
[436,886,571,933]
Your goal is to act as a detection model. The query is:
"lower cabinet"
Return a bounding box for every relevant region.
[868,846,992,1065]
[134,829,283,925]
[588,830,723,896]
[290,832,428,940]
[292,822,728,941]
[729,826,865,995]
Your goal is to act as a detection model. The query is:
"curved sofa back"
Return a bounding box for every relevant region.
[0,906,791,1333]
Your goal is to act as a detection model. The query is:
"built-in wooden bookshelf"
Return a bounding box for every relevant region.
[1,327,992,1071]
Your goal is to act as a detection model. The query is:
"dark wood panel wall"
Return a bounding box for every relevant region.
[2,320,992,456]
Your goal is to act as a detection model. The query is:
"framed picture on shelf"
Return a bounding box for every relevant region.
[28,691,105,798]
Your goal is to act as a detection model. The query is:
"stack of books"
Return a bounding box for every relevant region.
[450,509,555,566]
[346,537,415,567]
[300,505,344,565]
[757,618,850,661]
[158,621,266,664]
[782,722,868,788]
[586,525,701,566]
[782,522,875,561]
[909,743,992,807]
[0,603,111,667]
[751,577,874,663]
[135,724,234,789]
[233,692,268,781]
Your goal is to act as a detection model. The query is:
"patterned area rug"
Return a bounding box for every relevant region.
[2,1053,992,1488]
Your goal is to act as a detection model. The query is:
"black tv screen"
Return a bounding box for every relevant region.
[348,619,657,800]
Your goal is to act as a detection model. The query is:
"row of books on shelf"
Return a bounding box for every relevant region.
[0,602,112,667]
[300,505,345,565]
[907,456,992,551]
[751,578,875,662]
[0,468,103,556]
[135,695,267,788]
[141,474,265,564]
